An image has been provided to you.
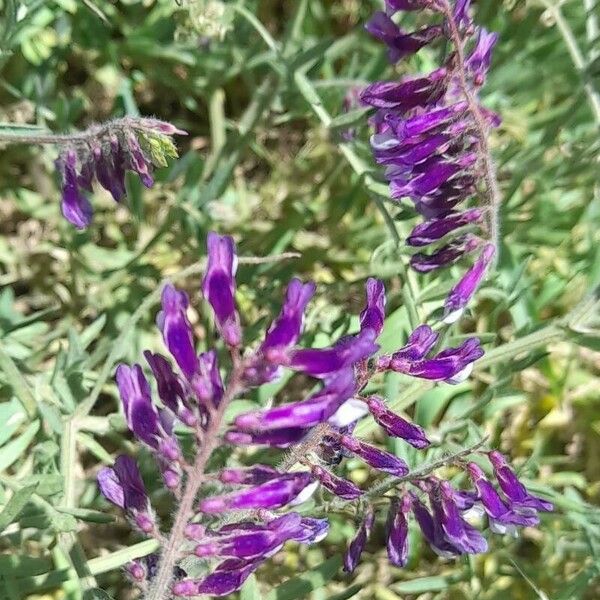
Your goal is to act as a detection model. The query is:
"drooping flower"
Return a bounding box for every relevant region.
[54,117,185,228]
[344,507,375,573]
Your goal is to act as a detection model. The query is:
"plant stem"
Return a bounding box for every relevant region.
[440,0,503,256]
[144,368,244,600]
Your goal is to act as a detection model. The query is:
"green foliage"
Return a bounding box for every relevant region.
[0,0,599,599]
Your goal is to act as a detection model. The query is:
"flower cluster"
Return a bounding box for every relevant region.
[55,117,185,229]
[97,232,551,597]
[361,0,500,323]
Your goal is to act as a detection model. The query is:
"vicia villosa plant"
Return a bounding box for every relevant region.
[97,233,552,598]
[361,0,501,323]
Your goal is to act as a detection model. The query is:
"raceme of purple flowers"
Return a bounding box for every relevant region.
[361,0,499,323]
[96,232,552,596]
[55,117,185,229]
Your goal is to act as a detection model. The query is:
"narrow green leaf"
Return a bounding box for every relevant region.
[87,539,160,575]
[0,421,40,471]
[0,340,37,417]
[240,574,263,600]
[0,483,37,533]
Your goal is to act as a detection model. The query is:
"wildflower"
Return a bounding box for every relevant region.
[344,507,375,573]
[54,117,185,228]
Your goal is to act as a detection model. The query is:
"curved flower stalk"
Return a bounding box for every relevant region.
[361,0,501,322]
[0,116,186,229]
[97,232,551,598]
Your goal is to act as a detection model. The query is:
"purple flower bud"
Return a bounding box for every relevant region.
[202,232,242,347]
[453,0,472,28]
[156,284,198,380]
[410,236,480,272]
[126,134,154,188]
[92,143,126,202]
[365,396,430,448]
[234,369,355,431]
[97,455,154,534]
[219,465,281,485]
[467,462,539,533]
[262,278,315,354]
[387,496,411,567]
[360,278,386,336]
[138,118,188,136]
[407,209,483,246]
[387,324,439,366]
[194,529,284,560]
[360,67,448,111]
[365,12,443,62]
[310,464,363,500]
[488,451,554,512]
[225,426,309,448]
[199,472,313,513]
[434,481,488,554]
[343,507,375,573]
[172,559,261,597]
[290,329,379,378]
[144,352,195,427]
[466,29,498,86]
[192,350,224,407]
[125,560,146,582]
[58,150,93,229]
[387,102,468,138]
[444,243,495,323]
[339,434,409,476]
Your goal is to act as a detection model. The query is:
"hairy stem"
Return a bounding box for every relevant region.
[441,0,503,258]
[144,364,244,600]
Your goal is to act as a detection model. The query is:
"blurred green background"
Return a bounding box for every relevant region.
[0,0,599,599]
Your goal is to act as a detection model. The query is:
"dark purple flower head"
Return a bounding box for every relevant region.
[344,507,375,573]
[193,350,224,408]
[202,232,242,347]
[55,117,184,228]
[360,278,386,337]
[488,451,554,512]
[97,455,154,533]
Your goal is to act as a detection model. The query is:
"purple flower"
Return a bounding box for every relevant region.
[156,284,198,380]
[410,236,480,273]
[310,464,363,500]
[444,243,495,323]
[344,507,375,573]
[198,472,313,513]
[488,451,554,512]
[360,278,386,337]
[172,559,262,597]
[360,67,448,111]
[389,337,484,383]
[225,426,309,448]
[378,324,439,369]
[116,363,181,468]
[97,455,154,533]
[365,396,430,448]
[234,369,355,431]
[289,328,379,378]
[262,278,316,355]
[432,481,488,554]
[92,142,126,202]
[365,12,443,63]
[407,209,483,246]
[192,350,224,408]
[218,465,281,486]
[339,434,409,476]
[57,150,93,229]
[387,496,411,567]
[466,29,498,86]
[125,133,154,188]
[202,232,242,347]
[409,492,460,558]
[143,351,195,427]
[467,462,539,533]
